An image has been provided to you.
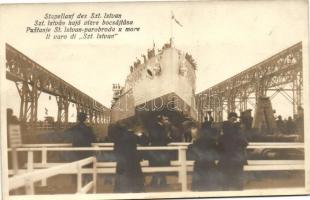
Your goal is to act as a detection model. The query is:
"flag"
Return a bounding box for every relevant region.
[171,12,183,27]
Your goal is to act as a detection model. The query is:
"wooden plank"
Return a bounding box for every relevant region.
[248,160,304,165]
[186,165,305,171]
[10,146,183,152]
[92,143,113,147]
[169,142,305,147]
[249,142,304,146]
[9,157,95,190]
[247,145,304,149]
[171,160,304,166]
[244,164,305,171]
[25,159,306,170]
[7,142,305,152]
[9,162,305,177]
[21,144,72,148]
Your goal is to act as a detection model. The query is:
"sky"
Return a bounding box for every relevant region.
[0,0,308,121]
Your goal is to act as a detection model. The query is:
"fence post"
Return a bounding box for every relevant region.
[93,157,97,193]
[27,151,34,172]
[179,147,187,191]
[25,178,34,194]
[40,147,47,186]
[177,148,182,183]
[76,163,82,193]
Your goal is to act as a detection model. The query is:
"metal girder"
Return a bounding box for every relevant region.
[6,43,110,126]
[56,96,69,125]
[196,42,303,122]
[15,81,41,125]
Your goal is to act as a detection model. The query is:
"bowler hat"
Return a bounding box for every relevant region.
[228,112,238,119]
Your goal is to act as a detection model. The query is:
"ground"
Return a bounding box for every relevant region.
[26,171,305,194]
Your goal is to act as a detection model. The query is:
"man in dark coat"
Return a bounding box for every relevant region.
[285,116,296,135]
[113,123,145,193]
[66,112,96,160]
[218,112,248,190]
[276,115,285,134]
[148,115,172,187]
[64,112,96,185]
[183,120,196,142]
[167,124,182,142]
[188,124,219,191]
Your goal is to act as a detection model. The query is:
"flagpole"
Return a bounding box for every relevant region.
[171,11,173,44]
[170,11,184,47]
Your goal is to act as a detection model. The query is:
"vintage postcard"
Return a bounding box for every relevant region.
[0,0,309,200]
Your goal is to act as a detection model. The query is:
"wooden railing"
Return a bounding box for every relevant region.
[91,142,305,149]
[9,156,97,194]
[8,142,305,194]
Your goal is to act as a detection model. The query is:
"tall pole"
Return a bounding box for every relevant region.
[170,11,174,40]
[170,11,174,43]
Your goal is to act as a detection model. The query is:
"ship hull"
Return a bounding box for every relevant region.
[110,92,197,132]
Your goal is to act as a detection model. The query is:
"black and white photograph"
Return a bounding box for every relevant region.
[0,1,309,199]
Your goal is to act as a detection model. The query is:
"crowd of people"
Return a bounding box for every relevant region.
[59,109,304,192]
[66,111,250,193]
[275,115,303,135]
[7,108,303,193]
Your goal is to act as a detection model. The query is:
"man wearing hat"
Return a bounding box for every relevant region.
[75,112,95,144]
[148,114,172,187]
[63,112,96,186]
[66,112,96,160]
[218,112,248,190]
